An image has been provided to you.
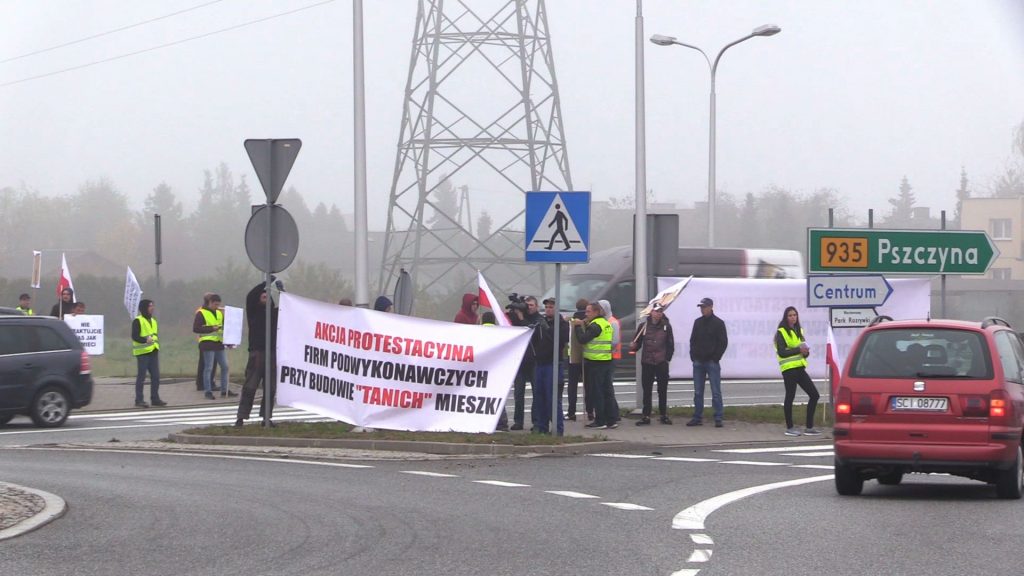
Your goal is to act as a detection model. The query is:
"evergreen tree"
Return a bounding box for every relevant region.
[885,176,916,227]
[953,168,970,228]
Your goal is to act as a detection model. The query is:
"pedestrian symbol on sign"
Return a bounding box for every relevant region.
[527,193,586,253]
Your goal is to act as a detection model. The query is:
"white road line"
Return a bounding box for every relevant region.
[654,457,719,463]
[545,490,599,499]
[791,464,834,470]
[669,570,700,576]
[690,533,713,545]
[589,453,656,459]
[12,446,374,468]
[672,474,833,530]
[602,502,653,511]
[712,444,832,454]
[95,408,308,422]
[473,480,530,487]
[401,471,459,478]
[719,460,791,467]
[789,451,835,457]
[687,549,713,562]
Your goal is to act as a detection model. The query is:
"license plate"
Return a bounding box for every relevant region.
[890,396,948,411]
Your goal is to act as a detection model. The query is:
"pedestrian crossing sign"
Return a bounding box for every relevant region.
[525,191,590,263]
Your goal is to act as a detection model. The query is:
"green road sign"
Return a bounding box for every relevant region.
[808,228,999,275]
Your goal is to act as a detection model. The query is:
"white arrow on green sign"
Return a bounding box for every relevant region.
[808,228,999,275]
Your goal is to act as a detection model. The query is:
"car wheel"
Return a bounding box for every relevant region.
[0,414,13,427]
[877,470,904,486]
[30,386,70,428]
[995,445,1023,500]
[835,459,863,496]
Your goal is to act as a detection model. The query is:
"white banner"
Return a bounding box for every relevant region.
[124,266,142,319]
[659,277,932,379]
[223,305,243,347]
[276,292,532,432]
[64,314,104,355]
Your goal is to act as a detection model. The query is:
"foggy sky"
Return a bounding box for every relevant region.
[2,0,1023,232]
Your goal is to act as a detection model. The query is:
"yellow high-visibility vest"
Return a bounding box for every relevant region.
[583,317,613,361]
[777,327,808,372]
[198,308,223,343]
[133,316,159,356]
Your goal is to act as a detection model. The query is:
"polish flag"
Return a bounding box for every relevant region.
[826,324,843,395]
[57,253,76,300]
[477,271,511,327]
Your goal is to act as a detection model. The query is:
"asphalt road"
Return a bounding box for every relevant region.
[4,439,1023,575]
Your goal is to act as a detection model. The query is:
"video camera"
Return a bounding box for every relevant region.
[506,293,529,315]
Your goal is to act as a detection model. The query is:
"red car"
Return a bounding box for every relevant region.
[834,316,1024,498]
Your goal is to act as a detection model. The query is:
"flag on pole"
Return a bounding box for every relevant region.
[124,266,143,319]
[57,253,76,299]
[638,275,693,319]
[826,324,843,395]
[31,250,42,289]
[477,271,511,327]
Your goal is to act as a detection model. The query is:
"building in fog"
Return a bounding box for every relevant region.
[960,196,1023,280]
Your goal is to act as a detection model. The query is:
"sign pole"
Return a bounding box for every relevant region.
[552,263,561,435]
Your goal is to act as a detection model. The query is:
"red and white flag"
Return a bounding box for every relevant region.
[826,324,843,395]
[57,253,76,300]
[477,271,511,327]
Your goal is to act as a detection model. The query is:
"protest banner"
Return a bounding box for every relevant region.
[276,292,531,433]
[64,314,104,355]
[124,266,142,319]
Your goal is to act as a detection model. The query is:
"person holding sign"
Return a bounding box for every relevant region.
[235,279,282,427]
[194,294,229,400]
[131,299,165,407]
[774,306,821,437]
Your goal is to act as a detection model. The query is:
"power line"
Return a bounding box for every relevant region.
[0,0,335,88]
[0,0,225,65]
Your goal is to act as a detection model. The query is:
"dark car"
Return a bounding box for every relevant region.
[834,316,1024,499]
[0,314,94,427]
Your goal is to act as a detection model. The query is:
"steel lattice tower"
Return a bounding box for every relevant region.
[379,0,573,302]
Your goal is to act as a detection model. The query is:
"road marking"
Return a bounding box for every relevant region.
[712,444,832,454]
[691,533,713,545]
[473,480,530,487]
[789,451,835,457]
[13,446,374,468]
[654,457,718,463]
[546,490,599,499]
[669,570,700,576]
[589,453,655,459]
[602,502,653,511]
[719,460,790,467]
[687,549,713,562]
[672,474,833,530]
[791,464,834,470]
[401,471,458,478]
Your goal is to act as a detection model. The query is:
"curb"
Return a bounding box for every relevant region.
[167,432,642,456]
[0,482,67,541]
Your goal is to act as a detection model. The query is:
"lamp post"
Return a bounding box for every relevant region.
[650,24,780,247]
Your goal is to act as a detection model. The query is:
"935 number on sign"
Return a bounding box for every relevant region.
[820,237,868,268]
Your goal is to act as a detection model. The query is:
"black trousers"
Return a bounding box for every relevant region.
[237,350,277,421]
[584,359,616,426]
[640,361,670,417]
[782,367,820,429]
[566,362,583,416]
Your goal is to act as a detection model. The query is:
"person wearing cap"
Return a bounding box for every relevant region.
[688,297,728,427]
[575,302,618,430]
[531,297,569,435]
[16,293,34,315]
[374,296,394,312]
[565,298,589,421]
[631,302,675,425]
[194,293,229,400]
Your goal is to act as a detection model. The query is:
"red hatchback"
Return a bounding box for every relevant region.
[834,316,1024,498]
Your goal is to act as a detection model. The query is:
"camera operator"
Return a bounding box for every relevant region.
[532,297,569,435]
[506,294,542,430]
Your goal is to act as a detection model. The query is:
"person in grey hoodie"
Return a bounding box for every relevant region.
[631,303,675,425]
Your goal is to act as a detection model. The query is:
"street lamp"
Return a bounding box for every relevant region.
[650,25,780,247]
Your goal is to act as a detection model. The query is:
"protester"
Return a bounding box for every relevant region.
[565,298,588,421]
[71,301,86,315]
[194,294,229,400]
[480,311,497,326]
[775,306,822,437]
[50,287,74,318]
[338,298,353,306]
[16,293,33,315]
[453,293,479,325]
[631,303,674,425]
[194,293,216,391]
[532,297,568,435]
[575,302,618,429]
[597,299,621,422]
[131,299,165,407]
[479,310,508,430]
[508,295,541,430]
[687,297,728,428]
[235,278,283,427]
[374,296,394,312]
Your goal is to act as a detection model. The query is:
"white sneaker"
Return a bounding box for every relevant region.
[784,427,802,436]
[803,428,822,436]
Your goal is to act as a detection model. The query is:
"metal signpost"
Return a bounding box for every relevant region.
[244,138,301,427]
[526,191,590,435]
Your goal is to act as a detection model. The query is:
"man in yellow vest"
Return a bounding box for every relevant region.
[194,293,230,400]
[16,293,34,315]
[574,302,618,429]
[131,299,165,407]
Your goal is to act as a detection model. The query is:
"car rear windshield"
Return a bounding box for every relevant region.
[849,328,993,379]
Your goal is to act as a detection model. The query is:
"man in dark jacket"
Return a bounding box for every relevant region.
[235,278,282,427]
[688,297,728,427]
[509,296,542,430]
[631,303,674,425]
[532,297,569,435]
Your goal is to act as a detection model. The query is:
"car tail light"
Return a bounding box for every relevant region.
[835,387,851,422]
[852,393,877,415]
[990,389,1010,423]
[80,350,91,375]
[960,395,988,417]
